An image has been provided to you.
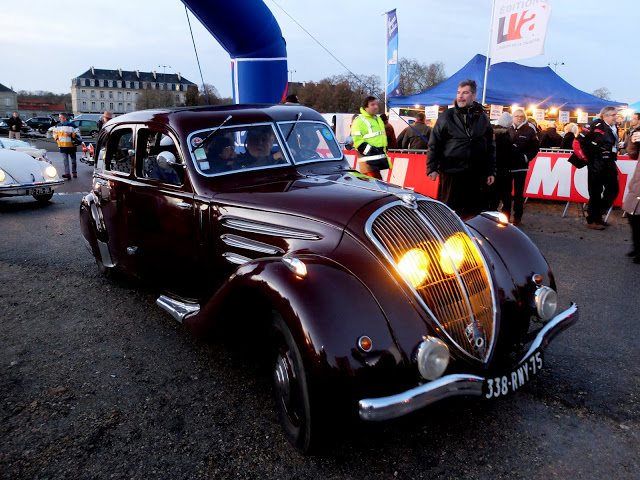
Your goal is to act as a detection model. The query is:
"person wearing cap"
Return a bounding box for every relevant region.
[539,121,562,148]
[503,109,540,225]
[97,111,113,130]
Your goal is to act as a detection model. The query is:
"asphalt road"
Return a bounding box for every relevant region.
[1,159,639,478]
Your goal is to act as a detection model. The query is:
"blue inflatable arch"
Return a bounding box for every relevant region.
[181,0,288,104]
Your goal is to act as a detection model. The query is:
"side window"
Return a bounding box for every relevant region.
[136,129,183,185]
[105,128,134,175]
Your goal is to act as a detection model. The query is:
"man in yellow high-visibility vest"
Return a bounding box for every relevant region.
[351,96,392,179]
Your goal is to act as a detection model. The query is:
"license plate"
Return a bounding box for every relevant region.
[28,187,52,195]
[483,349,544,399]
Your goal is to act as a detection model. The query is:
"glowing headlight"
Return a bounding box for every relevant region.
[45,165,57,178]
[535,286,558,321]
[398,249,430,288]
[0,169,5,182]
[439,235,466,275]
[416,336,450,380]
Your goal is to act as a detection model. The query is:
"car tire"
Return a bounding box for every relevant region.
[271,313,316,453]
[33,193,54,203]
[39,127,47,134]
[91,130,98,138]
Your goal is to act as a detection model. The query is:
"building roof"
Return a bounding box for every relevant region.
[0,83,16,93]
[75,68,196,86]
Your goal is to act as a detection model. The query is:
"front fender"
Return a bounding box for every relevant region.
[184,255,404,383]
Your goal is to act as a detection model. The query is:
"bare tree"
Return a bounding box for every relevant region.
[591,87,612,100]
[398,58,447,96]
[136,88,173,110]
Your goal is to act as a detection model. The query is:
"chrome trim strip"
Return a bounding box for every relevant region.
[156,295,200,324]
[222,252,252,265]
[220,216,322,240]
[358,303,579,421]
[220,234,284,255]
[0,179,64,192]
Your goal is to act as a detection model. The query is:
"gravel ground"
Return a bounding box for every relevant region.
[1,194,638,479]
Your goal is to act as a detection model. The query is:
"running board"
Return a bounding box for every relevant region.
[156,295,200,323]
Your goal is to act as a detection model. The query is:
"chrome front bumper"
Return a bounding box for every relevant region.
[0,180,64,195]
[359,303,579,421]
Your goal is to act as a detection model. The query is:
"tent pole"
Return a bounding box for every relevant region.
[384,11,388,114]
[482,0,496,105]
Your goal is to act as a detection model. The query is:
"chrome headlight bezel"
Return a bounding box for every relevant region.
[416,336,450,380]
[534,286,558,321]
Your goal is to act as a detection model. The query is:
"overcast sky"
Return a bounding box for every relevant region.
[2,0,637,105]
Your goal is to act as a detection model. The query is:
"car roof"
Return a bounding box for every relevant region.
[106,104,326,136]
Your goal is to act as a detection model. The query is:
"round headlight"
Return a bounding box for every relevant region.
[398,249,430,288]
[535,286,558,321]
[0,169,5,182]
[416,336,450,380]
[45,165,57,178]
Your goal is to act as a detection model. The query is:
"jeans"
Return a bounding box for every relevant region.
[499,171,528,220]
[60,151,77,176]
[586,166,619,223]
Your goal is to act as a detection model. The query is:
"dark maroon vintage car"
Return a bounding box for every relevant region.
[79,104,578,452]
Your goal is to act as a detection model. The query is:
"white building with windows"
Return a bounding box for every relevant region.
[71,67,197,116]
[1,82,18,117]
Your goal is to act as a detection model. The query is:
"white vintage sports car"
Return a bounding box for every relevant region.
[0,142,64,203]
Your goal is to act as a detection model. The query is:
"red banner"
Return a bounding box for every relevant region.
[345,150,637,207]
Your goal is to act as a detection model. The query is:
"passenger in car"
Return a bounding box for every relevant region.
[236,126,285,169]
[143,154,180,184]
[205,133,237,173]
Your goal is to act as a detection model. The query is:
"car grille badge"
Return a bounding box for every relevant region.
[465,319,487,357]
[395,193,417,209]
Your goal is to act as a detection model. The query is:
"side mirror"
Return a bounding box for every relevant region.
[157,151,185,168]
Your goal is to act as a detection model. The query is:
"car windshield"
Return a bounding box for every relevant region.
[190,124,289,176]
[278,121,342,164]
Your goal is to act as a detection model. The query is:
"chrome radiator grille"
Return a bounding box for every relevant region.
[367,199,495,362]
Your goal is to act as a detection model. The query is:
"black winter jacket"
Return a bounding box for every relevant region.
[539,127,562,148]
[427,102,496,177]
[577,118,618,174]
[401,121,431,150]
[507,122,539,171]
[7,116,23,132]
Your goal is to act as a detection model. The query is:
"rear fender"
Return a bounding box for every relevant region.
[79,192,113,266]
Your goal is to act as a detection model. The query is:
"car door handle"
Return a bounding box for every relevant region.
[177,202,191,209]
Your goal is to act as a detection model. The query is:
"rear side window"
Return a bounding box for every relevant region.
[105,128,134,175]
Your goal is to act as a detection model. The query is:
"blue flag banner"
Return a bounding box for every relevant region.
[386,9,401,98]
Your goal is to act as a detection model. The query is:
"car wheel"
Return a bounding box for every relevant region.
[39,127,47,134]
[91,130,98,138]
[33,193,54,203]
[271,313,315,453]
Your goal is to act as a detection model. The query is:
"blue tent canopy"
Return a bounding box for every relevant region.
[388,54,626,112]
[628,101,640,112]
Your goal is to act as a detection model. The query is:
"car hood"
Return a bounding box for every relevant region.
[0,150,52,182]
[211,172,410,228]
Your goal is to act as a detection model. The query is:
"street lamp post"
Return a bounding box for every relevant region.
[548,61,564,73]
[159,64,171,106]
[288,69,296,83]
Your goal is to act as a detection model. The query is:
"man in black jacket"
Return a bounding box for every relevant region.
[539,121,562,148]
[7,112,23,139]
[427,79,495,215]
[401,112,431,150]
[576,106,620,230]
[502,109,540,224]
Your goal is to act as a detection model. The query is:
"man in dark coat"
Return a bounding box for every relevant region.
[576,106,620,230]
[539,122,562,148]
[401,112,431,150]
[427,79,496,215]
[502,109,540,224]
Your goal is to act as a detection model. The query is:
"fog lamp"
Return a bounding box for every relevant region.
[416,336,450,380]
[398,249,429,288]
[45,165,57,178]
[535,286,558,321]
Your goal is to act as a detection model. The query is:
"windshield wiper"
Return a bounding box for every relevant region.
[285,112,303,142]
[191,115,233,153]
